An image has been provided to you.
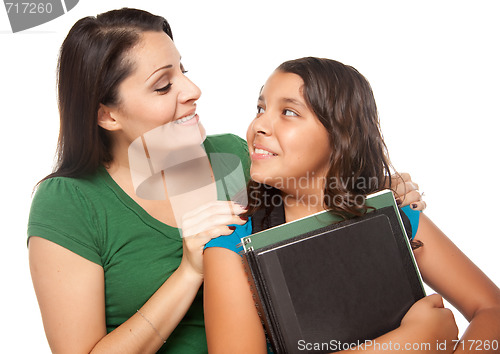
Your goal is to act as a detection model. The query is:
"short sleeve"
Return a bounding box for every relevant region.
[204,220,252,255]
[401,205,421,240]
[27,178,103,265]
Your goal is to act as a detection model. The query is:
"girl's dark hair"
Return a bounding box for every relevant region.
[248,57,422,249]
[40,8,172,183]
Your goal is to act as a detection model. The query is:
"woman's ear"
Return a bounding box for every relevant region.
[98,104,121,131]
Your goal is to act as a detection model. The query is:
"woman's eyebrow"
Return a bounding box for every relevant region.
[146,64,173,81]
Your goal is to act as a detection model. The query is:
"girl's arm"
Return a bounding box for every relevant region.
[204,202,499,354]
[413,214,500,353]
[30,201,246,354]
[204,247,268,354]
[204,247,459,354]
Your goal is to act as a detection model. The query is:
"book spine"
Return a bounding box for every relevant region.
[242,253,281,353]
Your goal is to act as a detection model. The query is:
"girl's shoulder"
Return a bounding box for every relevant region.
[401,205,421,240]
[204,220,252,255]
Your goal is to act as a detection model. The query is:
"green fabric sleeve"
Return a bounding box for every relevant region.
[27,177,103,265]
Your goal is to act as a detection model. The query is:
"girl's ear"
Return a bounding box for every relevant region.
[98,104,121,131]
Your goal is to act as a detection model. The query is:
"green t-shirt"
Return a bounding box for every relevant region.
[27,134,250,353]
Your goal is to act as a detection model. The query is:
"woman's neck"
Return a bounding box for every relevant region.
[106,142,216,227]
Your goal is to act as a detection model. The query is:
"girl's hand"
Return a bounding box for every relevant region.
[400,294,458,352]
[179,201,247,277]
[389,172,426,210]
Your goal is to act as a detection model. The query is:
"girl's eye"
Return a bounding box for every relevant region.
[257,106,265,115]
[155,83,172,94]
[283,109,298,117]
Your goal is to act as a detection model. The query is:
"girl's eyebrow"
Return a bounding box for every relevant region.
[146,64,173,81]
[281,97,305,108]
[257,96,305,108]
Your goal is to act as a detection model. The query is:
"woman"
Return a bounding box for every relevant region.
[27,8,251,353]
[28,8,422,353]
[203,58,500,353]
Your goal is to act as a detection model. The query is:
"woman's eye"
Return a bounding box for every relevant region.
[256,106,265,115]
[283,109,298,117]
[155,83,172,93]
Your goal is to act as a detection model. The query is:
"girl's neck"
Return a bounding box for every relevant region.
[282,190,326,223]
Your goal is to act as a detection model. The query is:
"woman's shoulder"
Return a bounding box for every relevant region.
[28,174,107,265]
[34,176,85,202]
[30,171,114,231]
[204,134,248,154]
[204,134,250,180]
[33,171,107,203]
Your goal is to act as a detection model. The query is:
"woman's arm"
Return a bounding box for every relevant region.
[30,201,247,354]
[204,247,268,354]
[413,214,500,353]
[30,236,203,354]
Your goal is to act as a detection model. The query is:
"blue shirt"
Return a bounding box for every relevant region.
[401,205,420,240]
[204,208,421,255]
[204,219,252,254]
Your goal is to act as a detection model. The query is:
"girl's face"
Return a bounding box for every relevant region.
[102,31,204,147]
[246,71,331,194]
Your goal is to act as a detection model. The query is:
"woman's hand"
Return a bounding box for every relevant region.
[389,172,426,210]
[400,294,458,352]
[180,201,247,277]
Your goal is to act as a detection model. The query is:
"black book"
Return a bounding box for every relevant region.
[241,190,425,353]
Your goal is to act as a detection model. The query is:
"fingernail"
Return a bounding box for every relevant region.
[228,226,236,230]
[396,199,402,206]
[411,203,418,209]
[240,216,248,221]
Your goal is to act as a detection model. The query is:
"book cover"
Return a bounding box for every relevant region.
[241,190,425,353]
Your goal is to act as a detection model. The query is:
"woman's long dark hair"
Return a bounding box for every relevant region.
[39,8,173,183]
[247,57,421,248]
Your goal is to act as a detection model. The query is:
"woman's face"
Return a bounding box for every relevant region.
[246,71,331,194]
[103,31,204,147]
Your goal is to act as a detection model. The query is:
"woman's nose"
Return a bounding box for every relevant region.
[178,75,202,103]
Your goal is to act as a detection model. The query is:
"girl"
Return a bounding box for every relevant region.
[203,57,500,353]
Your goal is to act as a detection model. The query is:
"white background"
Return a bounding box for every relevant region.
[1,0,498,352]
